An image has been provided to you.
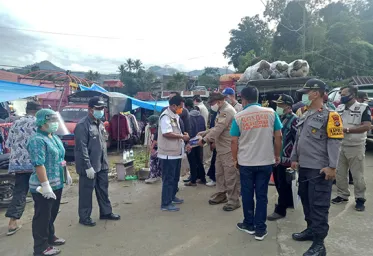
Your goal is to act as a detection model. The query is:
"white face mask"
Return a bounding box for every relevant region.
[211,103,219,112]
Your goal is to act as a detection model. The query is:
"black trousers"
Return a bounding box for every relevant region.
[32,189,62,254]
[5,173,32,219]
[298,168,333,241]
[78,170,112,220]
[207,149,217,182]
[273,165,293,216]
[187,147,206,183]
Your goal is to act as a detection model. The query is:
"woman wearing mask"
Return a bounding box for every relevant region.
[27,109,72,256]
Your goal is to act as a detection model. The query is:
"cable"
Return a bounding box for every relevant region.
[0,26,144,40]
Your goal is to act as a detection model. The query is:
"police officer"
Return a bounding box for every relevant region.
[332,86,371,211]
[198,92,240,211]
[290,79,343,256]
[74,97,120,226]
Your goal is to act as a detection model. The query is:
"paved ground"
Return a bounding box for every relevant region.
[1,151,373,256]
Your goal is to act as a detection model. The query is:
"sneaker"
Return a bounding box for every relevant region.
[355,198,366,212]
[145,177,160,184]
[331,196,348,204]
[236,222,255,235]
[161,204,180,212]
[206,181,216,187]
[172,197,184,204]
[255,230,268,241]
[34,246,61,256]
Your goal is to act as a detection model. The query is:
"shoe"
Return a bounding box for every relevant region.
[183,176,191,182]
[79,218,96,227]
[255,230,268,241]
[6,225,22,236]
[161,204,180,212]
[184,181,197,187]
[34,246,61,256]
[236,222,255,235]
[267,212,285,221]
[196,179,206,185]
[331,196,348,204]
[355,198,366,212]
[49,236,66,246]
[172,197,184,204]
[222,203,241,211]
[145,177,160,184]
[206,180,216,187]
[303,241,326,256]
[292,229,313,241]
[100,213,121,220]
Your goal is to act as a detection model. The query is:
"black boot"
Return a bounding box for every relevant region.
[292,229,313,241]
[303,239,326,256]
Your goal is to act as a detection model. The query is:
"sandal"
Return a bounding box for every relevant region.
[49,236,66,246]
[184,181,197,187]
[223,204,241,212]
[7,225,22,236]
[34,246,61,256]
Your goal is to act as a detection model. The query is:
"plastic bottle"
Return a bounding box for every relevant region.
[129,149,134,161]
[123,150,127,163]
[126,150,130,161]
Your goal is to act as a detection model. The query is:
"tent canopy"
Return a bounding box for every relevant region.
[78,84,168,112]
[0,80,56,103]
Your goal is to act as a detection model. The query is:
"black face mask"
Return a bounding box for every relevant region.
[340,94,353,104]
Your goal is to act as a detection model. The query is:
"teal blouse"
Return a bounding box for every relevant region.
[27,129,66,193]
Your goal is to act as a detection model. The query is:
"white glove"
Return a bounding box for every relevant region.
[66,170,73,185]
[85,167,95,179]
[36,181,56,200]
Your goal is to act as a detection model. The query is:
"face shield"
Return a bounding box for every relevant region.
[46,112,70,136]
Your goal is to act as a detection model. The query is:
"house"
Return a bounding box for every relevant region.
[351,76,373,85]
[0,70,22,82]
[103,79,124,88]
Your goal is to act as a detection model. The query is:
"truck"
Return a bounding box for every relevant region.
[219,74,242,92]
[60,91,130,157]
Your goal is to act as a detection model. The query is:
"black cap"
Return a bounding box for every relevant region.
[26,101,42,111]
[273,94,294,105]
[208,92,225,103]
[297,78,327,93]
[88,96,105,109]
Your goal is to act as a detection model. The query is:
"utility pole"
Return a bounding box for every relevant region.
[301,0,306,59]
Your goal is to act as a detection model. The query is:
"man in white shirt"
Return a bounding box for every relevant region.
[158,95,190,212]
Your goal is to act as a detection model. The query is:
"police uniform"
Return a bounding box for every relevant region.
[334,100,371,205]
[201,93,240,211]
[290,79,343,256]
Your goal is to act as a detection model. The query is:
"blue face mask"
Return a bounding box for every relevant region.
[340,94,352,104]
[93,110,104,119]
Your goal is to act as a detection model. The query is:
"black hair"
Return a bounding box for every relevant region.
[169,95,184,106]
[341,85,358,97]
[170,91,180,96]
[194,106,200,111]
[193,95,202,102]
[241,86,259,103]
[185,98,194,109]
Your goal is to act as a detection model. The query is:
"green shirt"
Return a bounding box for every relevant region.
[27,129,66,193]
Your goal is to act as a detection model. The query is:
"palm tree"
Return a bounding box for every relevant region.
[93,71,100,81]
[85,70,94,81]
[124,58,134,72]
[133,59,144,73]
[118,64,127,81]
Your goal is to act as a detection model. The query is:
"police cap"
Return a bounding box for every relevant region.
[273,94,294,106]
[297,78,327,93]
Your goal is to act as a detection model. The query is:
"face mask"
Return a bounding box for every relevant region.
[46,122,59,133]
[276,107,284,116]
[93,110,104,119]
[301,94,312,107]
[176,107,183,115]
[340,94,352,104]
[211,103,219,112]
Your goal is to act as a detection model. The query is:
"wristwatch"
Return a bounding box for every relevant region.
[346,128,350,133]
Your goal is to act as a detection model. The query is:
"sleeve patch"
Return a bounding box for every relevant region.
[327,112,344,139]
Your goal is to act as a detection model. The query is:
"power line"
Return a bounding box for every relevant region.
[0,26,144,40]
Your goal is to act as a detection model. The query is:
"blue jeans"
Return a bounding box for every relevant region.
[240,165,273,232]
[159,158,181,207]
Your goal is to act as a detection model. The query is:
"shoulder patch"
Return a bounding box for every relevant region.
[327,112,344,139]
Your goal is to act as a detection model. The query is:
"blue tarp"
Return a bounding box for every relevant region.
[78,85,168,112]
[0,80,56,103]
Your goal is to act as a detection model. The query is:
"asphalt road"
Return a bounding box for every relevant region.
[1,151,373,256]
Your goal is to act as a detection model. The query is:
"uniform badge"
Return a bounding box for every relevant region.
[331,114,341,126]
[311,128,317,133]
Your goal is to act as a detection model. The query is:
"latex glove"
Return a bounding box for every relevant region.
[36,181,56,200]
[86,167,95,179]
[66,170,73,185]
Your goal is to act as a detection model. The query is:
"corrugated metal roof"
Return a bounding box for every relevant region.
[352,76,373,85]
[0,70,20,82]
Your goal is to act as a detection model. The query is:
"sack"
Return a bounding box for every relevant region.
[270,61,289,79]
[238,60,272,82]
[288,59,309,78]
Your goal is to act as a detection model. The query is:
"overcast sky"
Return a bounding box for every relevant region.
[0,0,264,73]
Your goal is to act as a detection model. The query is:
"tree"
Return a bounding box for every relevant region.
[133,59,144,73]
[166,73,188,90]
[31,65,40,72]
[198,67,220,90]
[237,50,258,73]
[124,58,134,72]
[223,15,272,69]
[85,70,100,81]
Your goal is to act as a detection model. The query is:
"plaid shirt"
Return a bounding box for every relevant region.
[280,113,298,167]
